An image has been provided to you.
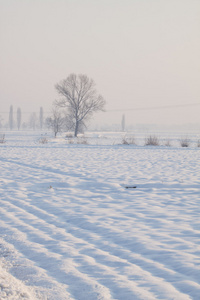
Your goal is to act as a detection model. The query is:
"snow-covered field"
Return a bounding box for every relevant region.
[0,131,200,300]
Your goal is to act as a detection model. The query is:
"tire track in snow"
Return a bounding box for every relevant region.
[0,204,155,300]
[1,194,199,299]
[1,183,200,298]
[0,211,112,300]
[1,148,200,299]
[3,184,200,281]
[1,195,162,300]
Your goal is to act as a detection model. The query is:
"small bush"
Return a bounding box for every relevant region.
[67,137,88,144]
[164,139,171,147]
[66,133,74,138]
[67,139,74,144]
[121,135,136,145]
[180,138,190,147]
[77,137,88,144]
[145,135,159,146]
[121,137,129,145]
[0,134,5,143]
[39,137,48,144]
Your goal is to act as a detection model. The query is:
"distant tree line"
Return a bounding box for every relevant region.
[0,106,44,130]
[0,73,106,136]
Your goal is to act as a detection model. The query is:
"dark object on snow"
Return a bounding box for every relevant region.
[125,186,137,189]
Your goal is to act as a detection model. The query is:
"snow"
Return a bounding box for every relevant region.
[0,131,200,299]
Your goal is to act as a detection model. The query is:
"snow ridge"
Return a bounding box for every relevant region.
[0,132,200,299]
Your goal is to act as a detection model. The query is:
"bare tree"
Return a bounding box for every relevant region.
[121,114,125,132]
[9,105,14,130]
[46,107,64,137]
[39,107,44,129]
[55,74,105,137]
[17,107,22,130]
[29,112,37,130]
[0,115,3,128]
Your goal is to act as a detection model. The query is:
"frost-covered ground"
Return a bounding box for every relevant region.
[0,131,200,300]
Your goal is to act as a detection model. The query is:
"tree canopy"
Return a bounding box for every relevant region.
[55,74,105,136]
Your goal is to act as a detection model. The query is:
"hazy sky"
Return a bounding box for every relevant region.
[1,0,200,127]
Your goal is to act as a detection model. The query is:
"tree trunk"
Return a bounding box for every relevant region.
[74,120,79,137]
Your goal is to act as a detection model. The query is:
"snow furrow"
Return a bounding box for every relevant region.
[1,134,200,299]
[0,195,199,299]
[0,208,155,300]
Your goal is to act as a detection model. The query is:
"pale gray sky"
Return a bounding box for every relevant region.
[0,0,200,127]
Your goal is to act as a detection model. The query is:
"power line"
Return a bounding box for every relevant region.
[0,102,200,115]
[0,111,51,114]
[107,102,200,112]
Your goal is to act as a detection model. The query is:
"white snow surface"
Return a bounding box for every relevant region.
[0,131,200,300]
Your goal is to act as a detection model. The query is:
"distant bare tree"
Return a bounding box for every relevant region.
[55,74,105,137]
[39,107,44,129]
[0,115,3,128]
[121,114,125,132]
[22,122,28,129]
[46,107,64,137]
[17,107,22,130]
[9,105,14,130]
[29,112,37,130]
